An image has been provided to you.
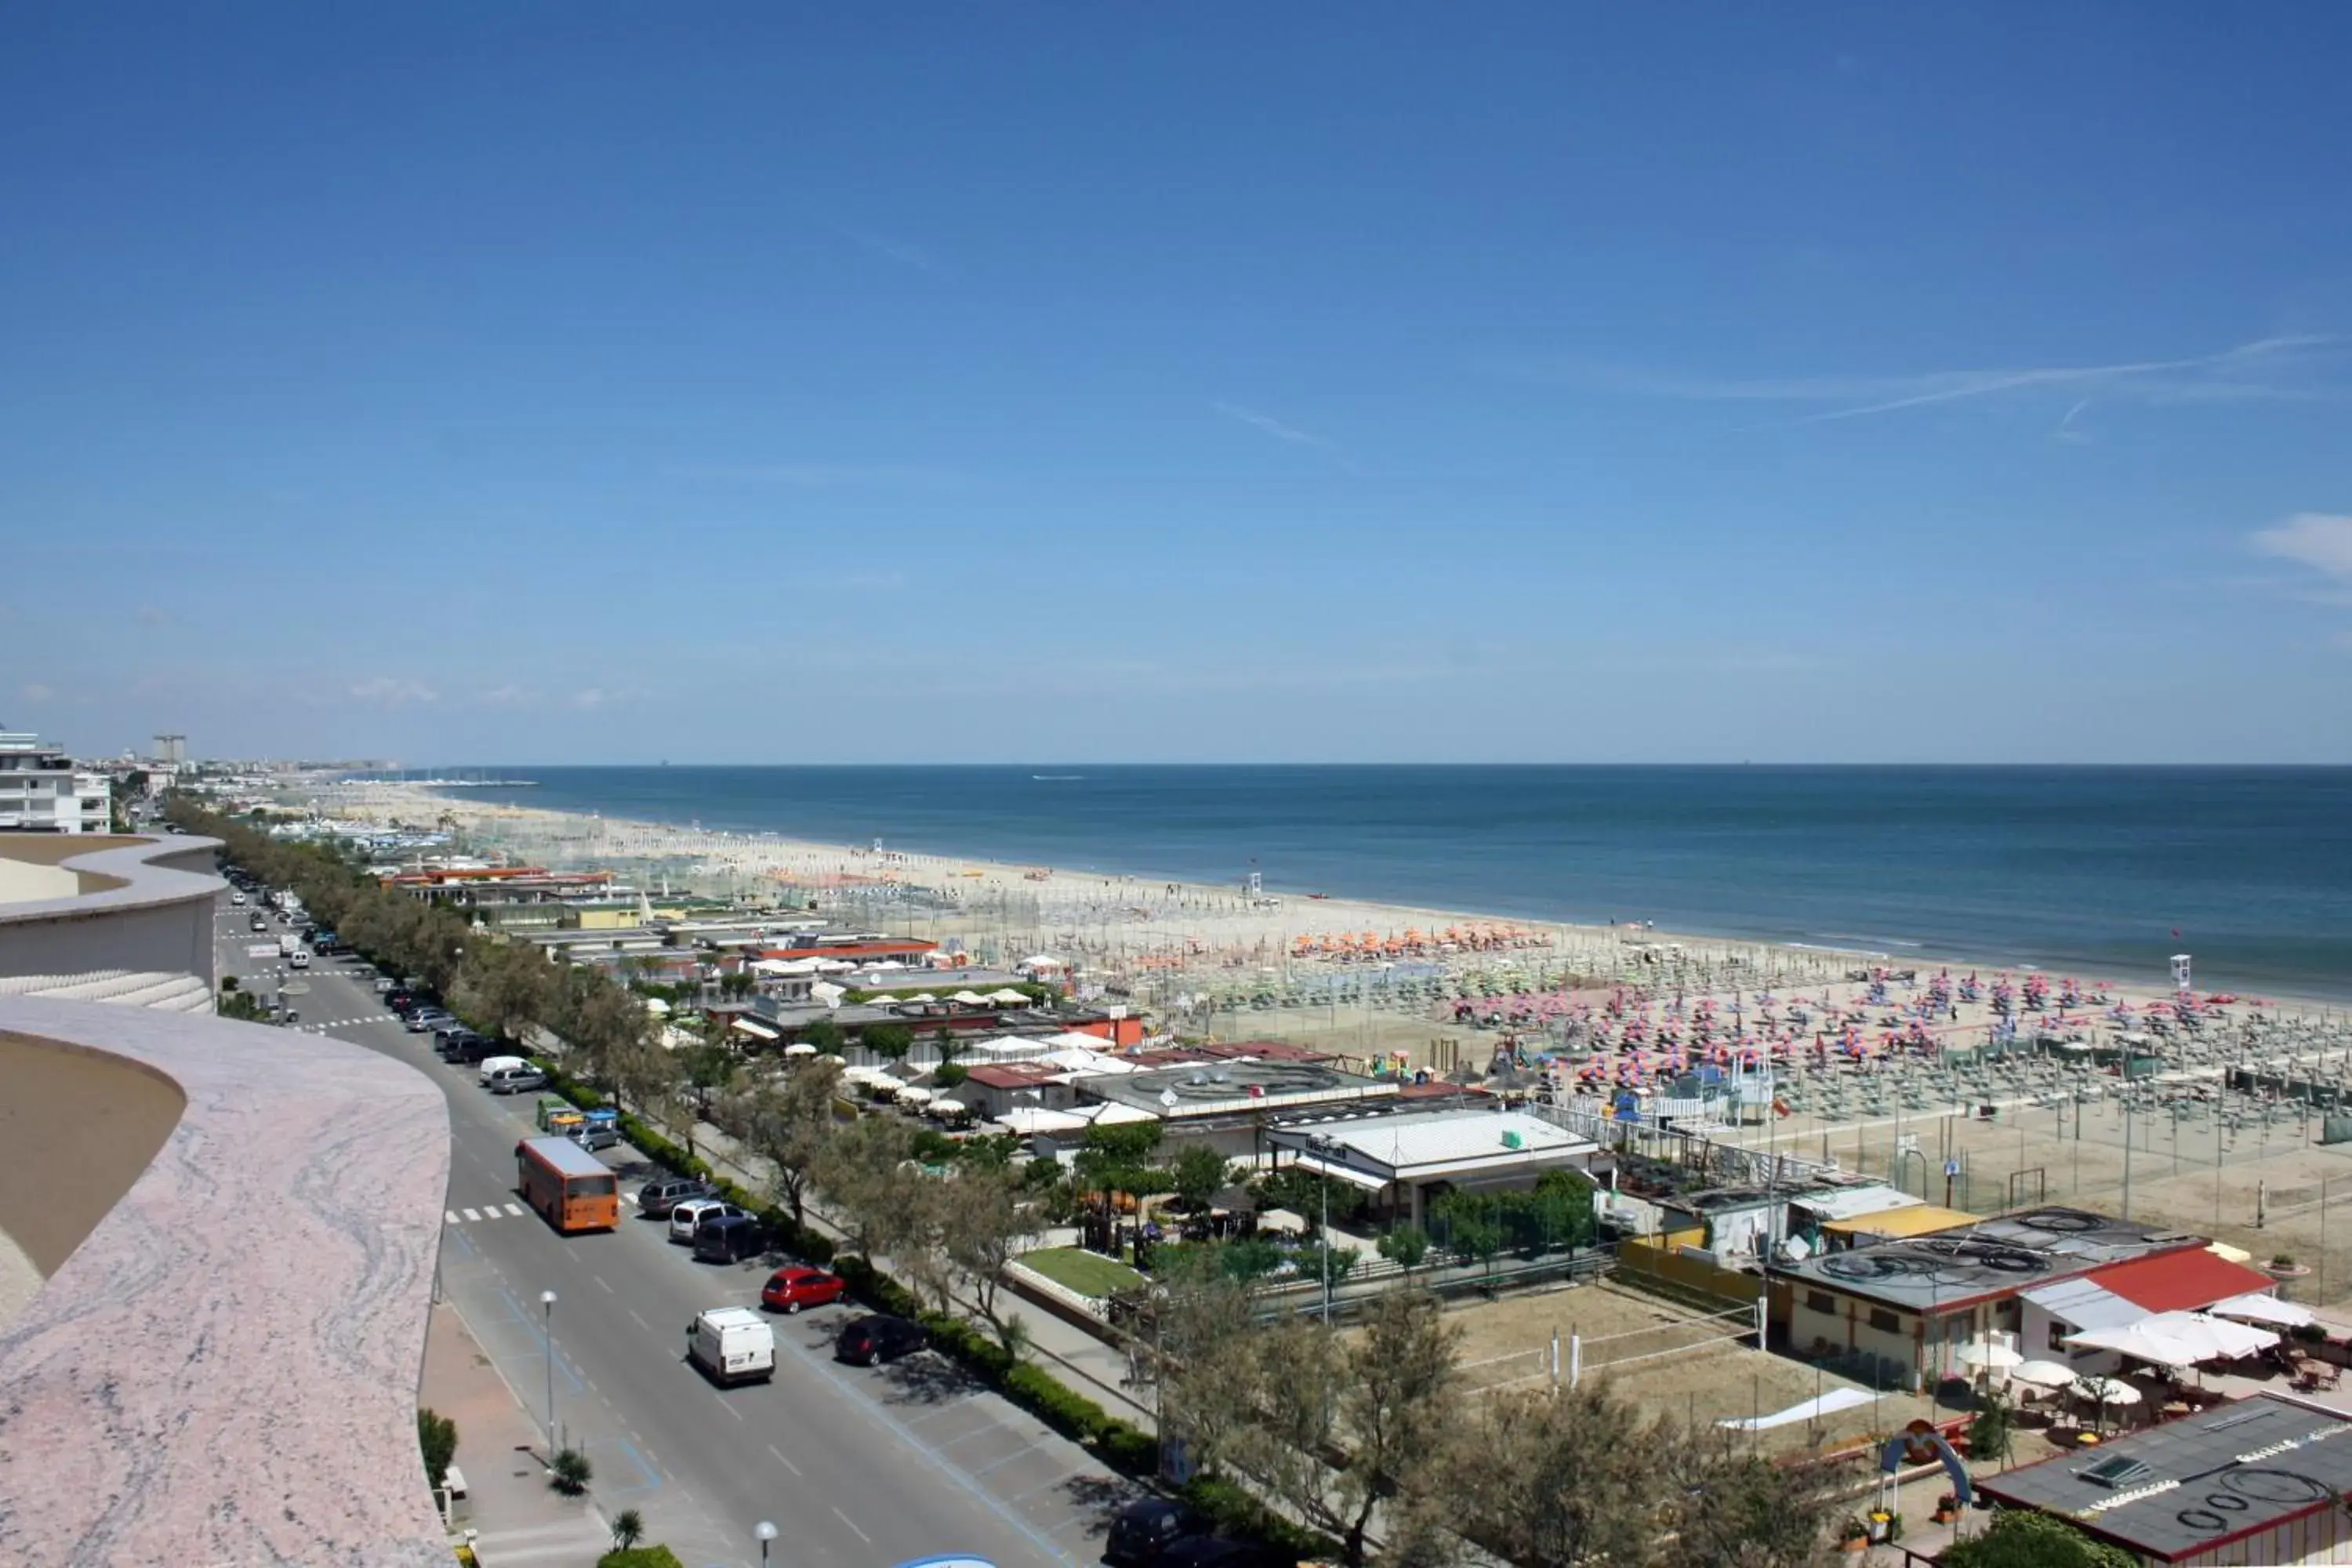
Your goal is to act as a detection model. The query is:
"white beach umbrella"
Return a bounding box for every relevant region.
[1955,1340,2024,1371]
[2211,1291,2315,1329]
[2071,1377,2144,1406]
[896,1083,935,1105]
[782,1042,818,1058]
[988,989,1031,1005]
[2007,1359,2078,1389]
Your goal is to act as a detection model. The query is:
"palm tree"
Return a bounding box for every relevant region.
[610,1509,644,1552]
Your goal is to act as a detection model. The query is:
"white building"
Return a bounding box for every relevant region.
[0,733,109,833]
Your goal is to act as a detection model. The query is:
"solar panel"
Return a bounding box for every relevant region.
[2081,1455,2152,1489]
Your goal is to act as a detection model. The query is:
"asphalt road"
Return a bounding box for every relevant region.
[212,898,1134,1568]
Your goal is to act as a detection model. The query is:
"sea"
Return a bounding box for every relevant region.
[441,767,2352,1002]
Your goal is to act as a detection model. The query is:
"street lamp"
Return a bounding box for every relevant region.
[540,1290,558,1449]
[1307,1134,1336,1323]
[754,1520,778,1566]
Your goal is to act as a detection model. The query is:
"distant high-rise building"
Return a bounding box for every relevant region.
[153,734,187,766]
[0,731,110,833]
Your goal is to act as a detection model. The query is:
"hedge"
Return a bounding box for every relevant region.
[597,1549,686,1568]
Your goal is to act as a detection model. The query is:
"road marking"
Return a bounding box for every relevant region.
[503,1203,526,1218]
[831,1507,872,1544]
[445,1210,461,1225]
[461,1207,481,1222]
[714,1389,745,1423]
[593,1273,614,1294]
[768,1442,802,1476]
[627,1308,651,1331]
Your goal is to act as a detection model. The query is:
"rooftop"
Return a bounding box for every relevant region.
[2090,1249,2281,1314]
[1272,1107,1598,1181]
[1781,1207,2210,1312]
[1083,1057,1394,1119]
[1976,1393,2352,1563]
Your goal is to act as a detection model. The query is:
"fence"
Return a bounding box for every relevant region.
[1569,1298,1765,1390]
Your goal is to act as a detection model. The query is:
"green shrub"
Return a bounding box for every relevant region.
[417,1407,458,1492]
[549,1447,592,1496]
[597,1549,687,1568]
[1181,1475,1345,1559]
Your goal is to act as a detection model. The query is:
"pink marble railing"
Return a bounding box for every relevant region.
[0,996,451,1566]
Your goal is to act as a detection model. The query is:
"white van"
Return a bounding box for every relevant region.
[288,949,310,969]
[477,1054,528,1084]
[686,1307,775,1387]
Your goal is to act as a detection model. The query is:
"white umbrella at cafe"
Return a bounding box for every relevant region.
[2007,1359,2079,1390]
[2071,1376,2144,1407]
[1955,1339,2024,1372]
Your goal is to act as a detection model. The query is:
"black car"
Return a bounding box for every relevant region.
[834,1314,924,1367]
[691,1214,767,1265]
[637,1176,714,1218]
[1158,1538,1290,1568]
[1105,1499,1207,1566]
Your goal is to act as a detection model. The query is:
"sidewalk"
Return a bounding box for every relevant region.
[421,1299,614,1567]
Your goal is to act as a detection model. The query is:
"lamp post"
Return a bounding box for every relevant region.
[1308,1134,1335,1323]
[754,1520,778,1565]
[540,1290,558,1449]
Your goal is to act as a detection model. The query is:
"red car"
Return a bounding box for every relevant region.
[760,1265,847,1314]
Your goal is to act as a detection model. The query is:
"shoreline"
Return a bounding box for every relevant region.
[304,779,2352,1018]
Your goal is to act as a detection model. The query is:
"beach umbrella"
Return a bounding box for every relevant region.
[782,1041,818,1058]
[1955,1339,2024,1371]
[2071,1377,2143,1407]
[2007,1359,2078,1389]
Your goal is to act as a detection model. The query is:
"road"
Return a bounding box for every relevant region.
[213,898,1134,1568]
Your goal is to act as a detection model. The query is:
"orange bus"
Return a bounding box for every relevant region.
[516,1135,620,1234]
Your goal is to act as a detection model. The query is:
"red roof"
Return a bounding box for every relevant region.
[963,1063,1061,1090]
[2089,1248,2278,1313]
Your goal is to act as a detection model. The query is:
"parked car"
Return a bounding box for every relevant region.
[1106,1500,1208,1566]
[760,1265,847,1314]
[669,1198,750,1244]
[482,1065,546,1095]
[569,1120,620,1152]
[833,1314,924,1367]
[691,1214,768,1265]
[1156,1539,1290,1568]
[637,1176,713,1218]
[406,1009,453,1033]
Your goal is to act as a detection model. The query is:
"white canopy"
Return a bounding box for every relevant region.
[782,1041,818,1058]
[2212,1291,2315,1328]
[1071,1102,1159,1126]
[951,990,989,1006]
[753,957,825,975]
[2140,1311,2279,1359]
[2063,1325,2203,1369]
[898,993,937,1005]
[927,1098,971,1119]
[896,1083,935,1105]
[732,1017,779,1041]
[987,989,1032,1005]
[643,996,672,1015]
[995,1105,1086,1135]
[1020,955,1065,971]
[1955,1339,2023,1371]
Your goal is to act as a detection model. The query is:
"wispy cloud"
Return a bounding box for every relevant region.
[1516,335,2339,426]
[2053,398,2092,443]
[568,688,608,711]
[474,684,540,710]
[677,463,975,491]
[2252,514,2352,587]
[19,681,54,704]
[349,676,437,706]
[1212,401,1359,471]
[828,222,952,280]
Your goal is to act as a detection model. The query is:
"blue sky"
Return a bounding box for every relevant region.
[5,4,2350,764]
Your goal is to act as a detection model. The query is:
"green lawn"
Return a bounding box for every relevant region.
[1021,1246,1145,1298]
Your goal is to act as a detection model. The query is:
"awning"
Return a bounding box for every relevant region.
[1287,1152,1393,1192]
[2024,1277,2145,1334]
[2063,1324,2202,1369]
[732,1018,779,1041]
[2212,1291,2314,1328]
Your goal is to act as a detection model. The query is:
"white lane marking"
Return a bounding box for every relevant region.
[627,1308,650,1331]
[503,1203,526,1218]
[768,1442,802,1476]
[831,1506,872,1544]
[715,1389,745,1423]
[593,1273,614,1294]
[460,1207,481,1222]
[445,1210,461,1225]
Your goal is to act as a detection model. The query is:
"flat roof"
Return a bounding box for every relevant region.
[1780,1207,2210,1313]
[1084,1058,1393,1118]
[1272,1109,1596,1181]
[1977,1394,2352,1562]
[1821,1204,1985,1241]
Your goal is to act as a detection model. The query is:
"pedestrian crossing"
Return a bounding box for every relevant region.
[445,1202,531,1225]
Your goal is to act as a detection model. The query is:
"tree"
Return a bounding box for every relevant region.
[1941,1510,2138,1568]
[550,1446,593,1496]
[1145,1250,1265,1475]
[862,1021,914,1062]
[417,1407,459,1494]
[1169,1145,1232,1213]
[936,1164,1040,1347]
[715,1058,843,1229]
[681,1041,737,1117]
[1438,1382,1661,1567]
[932,1026,962,1066]
[802,1014,846,1056]
[814,1116,917,1265]
[1229,1291,1462,1568]
[610,1509,644,1552]
[1654,1421,1838,1568]
[1378,1225,1431,1280]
